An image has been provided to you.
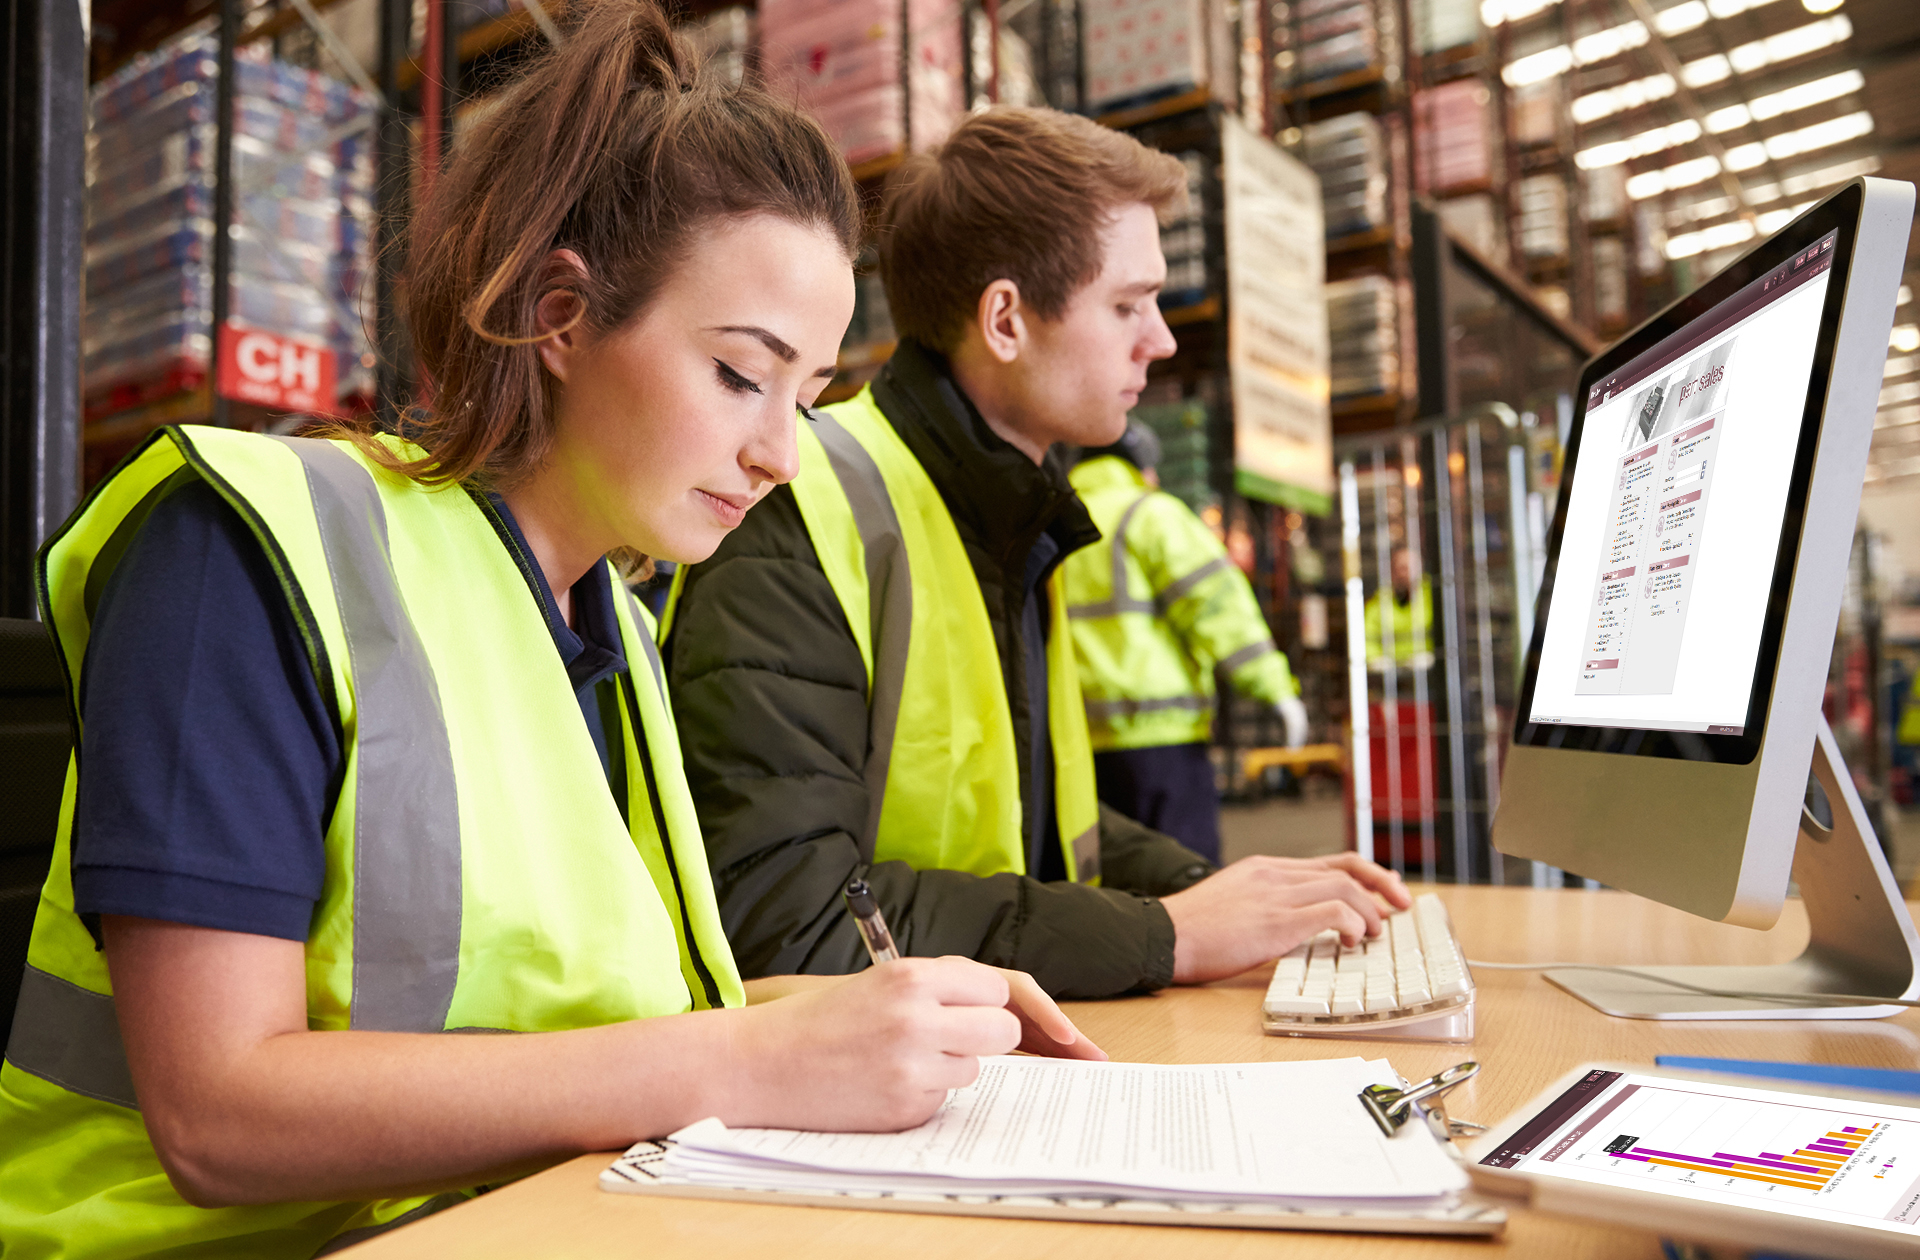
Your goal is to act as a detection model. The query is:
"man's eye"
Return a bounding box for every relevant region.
[713,359,764,395]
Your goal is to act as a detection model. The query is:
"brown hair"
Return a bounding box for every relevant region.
[876,107,1187,353]
[335,0,861,489]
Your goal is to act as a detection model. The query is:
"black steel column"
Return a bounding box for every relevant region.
[211,0,238,428]
[1,0,85,617]
[1410,201,1452,423]
[374,0,411,426]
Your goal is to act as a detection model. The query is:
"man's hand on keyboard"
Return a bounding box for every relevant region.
[1160,854,1413,985]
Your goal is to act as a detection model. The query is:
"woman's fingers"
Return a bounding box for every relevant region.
[997,969,1109,1061]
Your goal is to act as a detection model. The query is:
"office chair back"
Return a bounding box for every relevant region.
[0,618,72,1052]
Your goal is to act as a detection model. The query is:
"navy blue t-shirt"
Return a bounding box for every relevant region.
[70,478,630,944]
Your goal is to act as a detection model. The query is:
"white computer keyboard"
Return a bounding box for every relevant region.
[1261,893,1475,1042]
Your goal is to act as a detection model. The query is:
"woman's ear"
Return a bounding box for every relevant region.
[534,248,593,381]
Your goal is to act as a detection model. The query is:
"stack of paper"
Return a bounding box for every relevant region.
[629,1056,1468,1208]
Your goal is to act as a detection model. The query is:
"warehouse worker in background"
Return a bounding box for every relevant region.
[1365,544,1435,668]
[1064,422,1308,863]
[665,106,1409,1001]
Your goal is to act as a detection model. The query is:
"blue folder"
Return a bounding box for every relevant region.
[1654,1055,1920,1097]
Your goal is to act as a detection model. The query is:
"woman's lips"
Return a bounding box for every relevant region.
[696,488,750,527]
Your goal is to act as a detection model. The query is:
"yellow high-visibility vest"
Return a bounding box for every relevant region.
[0,426,742,1259]
[1063,456,1296,751]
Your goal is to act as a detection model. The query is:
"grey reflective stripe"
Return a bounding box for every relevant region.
[1069,825,1100,884]
[810,412,912,861]
[1065,493,1155,620]
[1156,556,1230,607]
[311,1192,470,1256]
[4,966,139,1110]
[1082,694,1211,720]
[625,588,667,703]
[1219,638,1279,675]
[274,438,462,1034]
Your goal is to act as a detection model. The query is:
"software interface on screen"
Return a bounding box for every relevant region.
[1528,231,1838,735]
[1479,1069,1920,1236]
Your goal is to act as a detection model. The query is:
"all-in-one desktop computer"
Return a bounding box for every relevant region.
[1494,176,1920,1020]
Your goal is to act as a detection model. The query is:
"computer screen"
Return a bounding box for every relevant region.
[1526,232,1837,739]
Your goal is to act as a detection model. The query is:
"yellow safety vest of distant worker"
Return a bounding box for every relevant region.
[1061,426,1304,859]
[1365,546,1435,668]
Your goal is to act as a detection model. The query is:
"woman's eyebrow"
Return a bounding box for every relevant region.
[709,325,799,363]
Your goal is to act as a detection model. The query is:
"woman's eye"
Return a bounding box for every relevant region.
[713,359,764,395]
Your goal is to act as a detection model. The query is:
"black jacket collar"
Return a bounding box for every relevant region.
[869,339,1100,572]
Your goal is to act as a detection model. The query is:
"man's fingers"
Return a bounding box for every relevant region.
[1298,899,1370,945]
[1320,853,1414,907]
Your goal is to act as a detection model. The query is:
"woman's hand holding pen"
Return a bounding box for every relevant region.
[725,957,1021,1132]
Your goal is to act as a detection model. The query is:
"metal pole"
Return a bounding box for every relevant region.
[1340,459,1372,861]
[212,0,239,429]
[1,0,84,615]
[422,0,445,196]
[374,0,409,427]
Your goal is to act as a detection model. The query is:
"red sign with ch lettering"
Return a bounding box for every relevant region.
[216,322,337,413]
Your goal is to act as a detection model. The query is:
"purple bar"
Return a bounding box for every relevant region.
[1614,1153,1651,1162]
[1760,1152,1784,1160]
[1809,1143,1853,1155]
[1843,1127,1861,1134]
[1714,1153,1827,1175]
[1632,1147,1738,1169]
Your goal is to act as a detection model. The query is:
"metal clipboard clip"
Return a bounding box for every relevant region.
[1359,1061,1486,1140]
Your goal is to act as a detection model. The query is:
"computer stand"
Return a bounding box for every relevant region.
[1545,715,1920,1020]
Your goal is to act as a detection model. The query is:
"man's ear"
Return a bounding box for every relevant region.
[975,278,1025,365]
[534,248,593,382]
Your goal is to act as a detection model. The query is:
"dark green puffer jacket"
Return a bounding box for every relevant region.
[662,340,1215,998]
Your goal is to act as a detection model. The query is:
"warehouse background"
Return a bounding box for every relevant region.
[10,0,1920,891]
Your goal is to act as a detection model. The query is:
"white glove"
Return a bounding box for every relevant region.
[1277,696,1309,749]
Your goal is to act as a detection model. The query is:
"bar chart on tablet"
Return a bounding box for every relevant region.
[1536,1081,1920,1225]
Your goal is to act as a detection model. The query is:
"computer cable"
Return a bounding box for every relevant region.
[1464,961,1920,1009]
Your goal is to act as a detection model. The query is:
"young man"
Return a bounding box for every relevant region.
[1063,422,1310,864]
[664,107,1407,999]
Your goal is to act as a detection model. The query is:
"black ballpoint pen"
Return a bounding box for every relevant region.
[842,878,901,965]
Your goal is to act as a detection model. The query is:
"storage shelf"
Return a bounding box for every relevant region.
[1164,296,1220,328]
[848,150,906,184]
[1328,225,1394,256]
[1094,86,1212,132]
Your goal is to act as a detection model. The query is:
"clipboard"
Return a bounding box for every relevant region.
[598,1058,1505,1237]
[599,1137,1507,1235]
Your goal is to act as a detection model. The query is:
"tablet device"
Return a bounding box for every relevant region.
[1465,1063,1920,1259]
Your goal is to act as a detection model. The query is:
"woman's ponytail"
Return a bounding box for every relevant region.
[338,0,860,490]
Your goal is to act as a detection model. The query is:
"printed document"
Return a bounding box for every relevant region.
[663,1055,1466,1203]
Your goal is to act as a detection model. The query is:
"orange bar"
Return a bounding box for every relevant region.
[1643,1157,1825,1192]
[1825,1132,1864,1142]
[1792,1151,1847,1167]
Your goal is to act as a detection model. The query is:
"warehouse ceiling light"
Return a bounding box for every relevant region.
[1885,356,1916,380]
[1703,70,1863,133]
[1627,154,1724,198]
[1577,119,1702,168]
[1893,325,1920,354]
[1723,110,1872,170]
[1741,154,1882,204]
[1484,0,1786,27]
[1572,73,1677,124]
[1505,2,1830,87]
[1755,201,1814,232]
[1801,0,1843,11]
[1666,218,1757,258]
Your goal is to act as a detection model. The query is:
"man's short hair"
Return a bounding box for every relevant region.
[877,107,1188,352]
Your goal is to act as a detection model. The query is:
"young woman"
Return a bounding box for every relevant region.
[0,5,1098,1255]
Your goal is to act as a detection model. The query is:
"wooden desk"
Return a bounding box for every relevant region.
[346,887,1920,1258]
